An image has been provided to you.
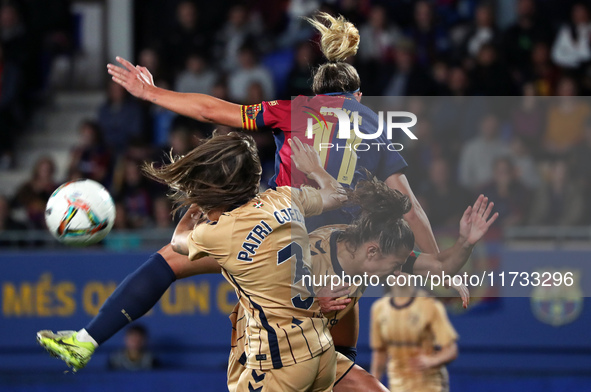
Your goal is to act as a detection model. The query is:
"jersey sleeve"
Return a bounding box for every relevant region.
[276,186,323,218]
[429,300,459,348]
[370,300,386,350]
[187,219,232,263]
[241,100,292,131]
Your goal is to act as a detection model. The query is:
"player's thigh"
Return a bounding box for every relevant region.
[235,353,332,392]
[227,350,245,392]
[158,243,221,278]
[310,344,337,392]
[334,364,389,392]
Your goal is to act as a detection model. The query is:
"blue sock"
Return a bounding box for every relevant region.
[85,253,176,345]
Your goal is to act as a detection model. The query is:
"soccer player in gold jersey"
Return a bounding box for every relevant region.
[370,282,458,392]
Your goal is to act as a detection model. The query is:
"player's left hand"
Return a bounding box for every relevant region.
[107,57,155,100]
[289,137,323,178]
[409,353,435,371]
[464,195,498,245]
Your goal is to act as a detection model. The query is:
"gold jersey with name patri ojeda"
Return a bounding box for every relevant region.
[187,186,333,370]
[370,293,459,392]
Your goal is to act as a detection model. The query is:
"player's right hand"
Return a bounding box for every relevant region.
[107,57,155,100]
[317,285,352,313]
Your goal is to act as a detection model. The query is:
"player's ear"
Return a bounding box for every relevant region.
[366,244,379,260]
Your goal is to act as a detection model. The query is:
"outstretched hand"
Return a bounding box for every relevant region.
[459,195,499,245]
[289,137,323,178]
[107,57,155,100]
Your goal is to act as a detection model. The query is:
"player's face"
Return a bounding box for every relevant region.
[363,246,411,278]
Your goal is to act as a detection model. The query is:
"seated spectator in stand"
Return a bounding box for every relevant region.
[215,4,261,72]
[551,2,591,70]
[228,45,274,103]
[0,41,23,169]
[138,47,169,87]
[162,1,209,74]
[285,41,316,97]
[153,197,174,229]
[68,120,112,187]
[502,0,553,76]
[571,123,591,224]
[98,81,145,155]
[382,39,436,97]
[418,158,471,229]
[527,42,560,96]
[481,157,530,227]
[460,2,499,59]
[459,115,510,191]
[544,77,590,155]
[509,136,541,189]
[112,158,153,229]
[174,53,217,95]
[511,83,546,150]
[0,195,26,246]
[12,157,58,229]
[405,0,449,67]
[0,4,30,68]
[529,159,584,226]
[469,43,516,95]
[108,324,158,371]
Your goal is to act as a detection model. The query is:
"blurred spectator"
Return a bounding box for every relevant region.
[543,77,590,154]
[12,157,57,229]
[503,0,553,75]
[150,79,177,148]
[419,158,471,228]
[0,4,30,66]
[98,81,145,154]
[509,136,541,189]
[469,43,516,95]
[383,40,436,97]
[529,159,584,226]
[358,5,400,94]
[228,46,274,103]
[510,84,545,149]
[68,120,112,187]
[459,115,510,190]
[112,202,132,231]
[108,324,158,371]
[167,126,196,156]
[112,158,154,229]
[138,47,169,86]
[406,0,449,67]
[245,82,265,105]
[551,2,591,70]
[527,42,560,96]
[460,2,499,59]
[0,41,23,169]
[174,53,217,94]
[285,42,316,97]
[162,1,208,74]
[0,195,25,233]
[215,4,261,72]
[153,197,174,229]
[481,157,531,227]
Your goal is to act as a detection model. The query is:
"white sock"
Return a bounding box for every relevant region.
[76,328,99,348]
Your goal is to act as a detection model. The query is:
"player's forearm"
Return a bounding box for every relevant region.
[434,239,474,275]
[370,350,387,380]
[144,85,242,127]
[428,343,458,368]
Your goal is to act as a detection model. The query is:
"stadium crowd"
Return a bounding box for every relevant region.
[2,0,591,241]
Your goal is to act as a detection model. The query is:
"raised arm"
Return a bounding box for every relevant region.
[290,136,346,211]
[107,57,243,128]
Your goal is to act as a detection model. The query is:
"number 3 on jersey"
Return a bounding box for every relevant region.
[277,242,315,310]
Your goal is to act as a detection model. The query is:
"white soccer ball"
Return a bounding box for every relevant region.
[45,179,116,246]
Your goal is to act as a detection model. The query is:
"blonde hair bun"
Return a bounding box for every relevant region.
[307,12,359,62]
